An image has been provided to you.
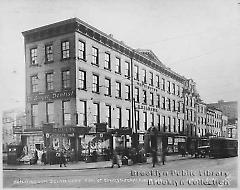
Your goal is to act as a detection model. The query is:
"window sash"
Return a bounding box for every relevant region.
[62,71,70,89]
[143,112,147,130]
[116,107,121,128]
[104,53,110,69]
[135,88,139,102]
[150,93,154,105]
[116,82,121,97]
[78,70,86,89]
[115,58,121,73]
[92,47,98,65]
[162,97,165,109]
[46,103,54,123]
[31,104,38,127]
[149,72,153,85]
[46,73,54,91]
[134,65,139,80]
[161,78,165,91]
[31,75,38,92]
[93,103,99,123]
[143,91,147,103]
[92,75,99,92]
[142,69,147,83]
[106,105,111,128]
[30,48,37,65]
[79,101,87,126]
[125,62,130,77]
[156,75,160,88]
[105,78,111,95]
[45,45,53,62]
[126,85,130,100]
[78,41,85,59]
[62,41,70,59]
[136,111,139,130]
[126,109,131,128]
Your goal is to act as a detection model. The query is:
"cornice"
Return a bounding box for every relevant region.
[22,18,186,84]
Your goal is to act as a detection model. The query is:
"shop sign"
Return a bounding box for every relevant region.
[13,125,23,134]
[136,103,159,112]
[27,90,75,103]
[53,127,76,134]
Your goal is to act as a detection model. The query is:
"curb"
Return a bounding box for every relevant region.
[3,166,112,171]
[3,156,194,171]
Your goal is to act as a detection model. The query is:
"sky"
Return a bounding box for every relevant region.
[0,0,240,115]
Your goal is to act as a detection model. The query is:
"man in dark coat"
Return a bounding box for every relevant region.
[151,149,158,167]
[59,149,67,167]
[161,148,166,165]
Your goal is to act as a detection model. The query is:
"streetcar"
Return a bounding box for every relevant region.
[209,137,238,158]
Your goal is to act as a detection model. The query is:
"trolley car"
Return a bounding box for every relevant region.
[209,138,238,158]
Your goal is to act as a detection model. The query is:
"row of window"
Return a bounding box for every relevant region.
[197,105,205,114]
[30,41,71,65]
[30,40,182,97]
[31,70,183,113]
[31,70,71,92]
[30,101,184,133]
[186,109,196,122]
[185,95,195,108]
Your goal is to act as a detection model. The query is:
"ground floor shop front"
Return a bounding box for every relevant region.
[17,126,135,164]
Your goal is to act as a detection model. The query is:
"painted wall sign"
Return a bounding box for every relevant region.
[27,90,76,102]
[136,103,159,112]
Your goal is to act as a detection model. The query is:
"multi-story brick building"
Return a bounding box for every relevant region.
[22,18,204,160]
[206,107,215,136]
[183,79,198,137]
[196,101,207,137]
[208,100,238,124]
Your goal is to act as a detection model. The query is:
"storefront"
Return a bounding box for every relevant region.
[145,127,187,155]
[42,124,91,161]
[20,129,44,153]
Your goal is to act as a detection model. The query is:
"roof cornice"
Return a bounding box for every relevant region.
[22,18,186,83]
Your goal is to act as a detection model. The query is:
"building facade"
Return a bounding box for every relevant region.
[196,101,207,137]
[2,108,26,152]
[208,100,238,124]
[22,18,190,159]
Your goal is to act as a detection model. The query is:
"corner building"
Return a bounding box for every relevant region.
[23,18,187,160]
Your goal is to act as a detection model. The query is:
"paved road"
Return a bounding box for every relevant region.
[3,157,238,188]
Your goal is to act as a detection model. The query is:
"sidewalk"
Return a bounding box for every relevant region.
[3,154,193,170]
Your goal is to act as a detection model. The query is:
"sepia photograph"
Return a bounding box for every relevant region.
[0,0,239,188]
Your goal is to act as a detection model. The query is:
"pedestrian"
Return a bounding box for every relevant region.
[161,148,166,165]
[34,150,38,164]
[111,150,120,168]
[41,150,47,165]
[181,145,186,157]
[59,149,67,167]
[151,148,158,167]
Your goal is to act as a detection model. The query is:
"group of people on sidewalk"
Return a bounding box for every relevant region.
[151,148,166,167]
[28,148,68,167]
